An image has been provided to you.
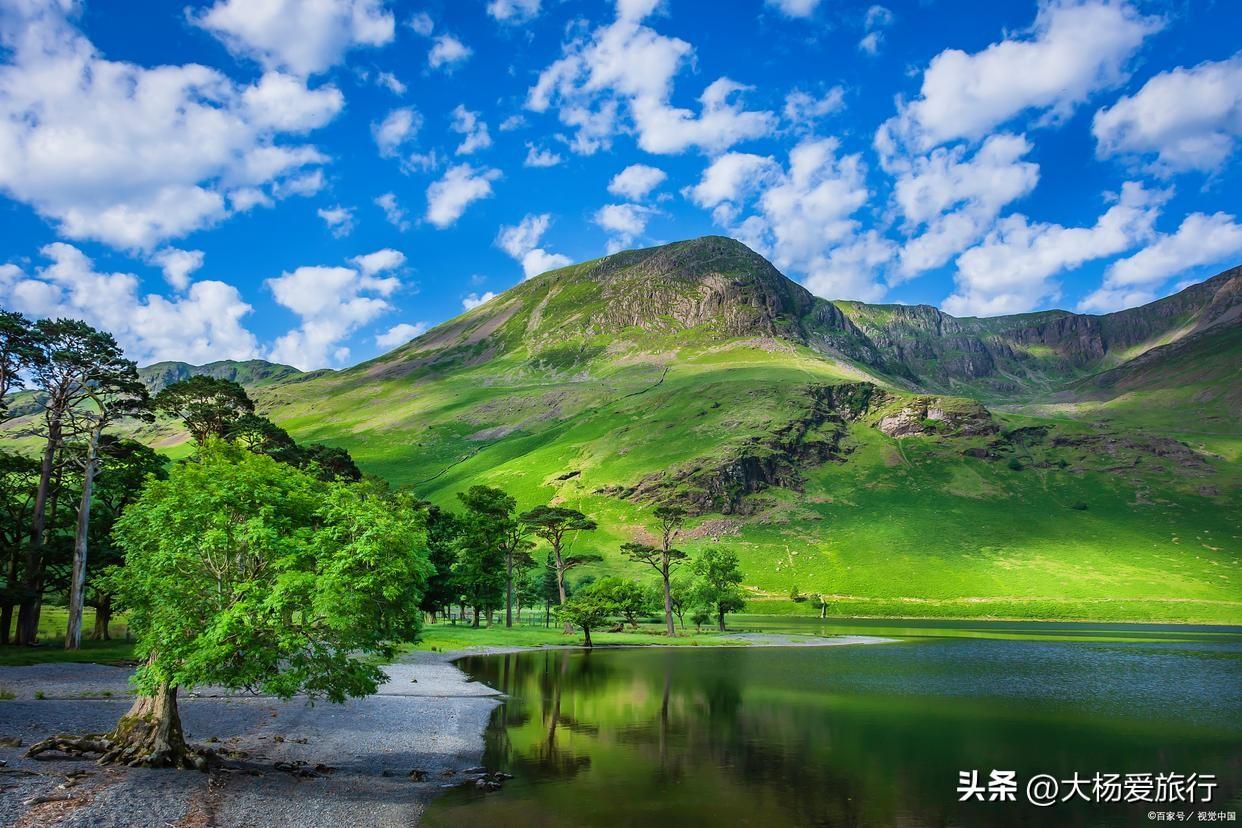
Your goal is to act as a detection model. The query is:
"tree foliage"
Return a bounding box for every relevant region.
[689,546,747,631]
[153,376,255,444]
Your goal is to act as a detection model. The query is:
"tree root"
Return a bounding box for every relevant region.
[25,733,210,770]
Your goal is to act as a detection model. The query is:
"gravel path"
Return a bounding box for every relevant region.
[0,635,894,826]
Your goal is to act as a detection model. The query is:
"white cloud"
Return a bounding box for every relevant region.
[317,205,355,238]
[487,0,541,23]
[524,144,563,168]
[373,107,421,158]
[690,138,889,300]
[241,72,344,132]
[858,6,893,55]
[0,3,339,251]
[892,133,1039,279]
[375,321,427,348]
[1078,212,1242,311]
[879,0,1160,152]
[766,0,821,18]
[148,248,205,291]
[429,34,471,72]
[944,181,1165,316]
[450,105,492,155]
[349,248,406,277]
[267,258,403,369]
[1093,53,1242,174]
[528,8,775,155]
[462,291,497,311]
[594,203,657,252]
[608,164,666,200]
[407,12,434,37]
[194,0,395,77]
[0,243,258,364]
[375,71,406,96]
[783,87,845,126]
[500,114,526,131]
[425,164,501,228]
[375,192,410,231]
[496,214,572,278]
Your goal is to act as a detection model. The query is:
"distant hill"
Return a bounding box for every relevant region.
[138,359,320,394]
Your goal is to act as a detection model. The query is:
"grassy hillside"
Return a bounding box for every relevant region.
[244,239,1239,624]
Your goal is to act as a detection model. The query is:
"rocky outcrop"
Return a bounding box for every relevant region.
[624,382,884,514]
[876,397,998,437]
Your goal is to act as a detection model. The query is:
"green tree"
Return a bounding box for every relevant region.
[418,503,461,622]
[589,576,653,630]
[453,486,510,627]
[622,504,687,636]
[27,443,431,768]
[153,375,254,444]
[458,486,536,628]
[556,586,613,648]
[0,310,41,421]
[689,547,746,631]
[18,319,129,645]
[520,506,599,633]
[63,348,151,649]
[0,451,39,644]
[300,443,362,482]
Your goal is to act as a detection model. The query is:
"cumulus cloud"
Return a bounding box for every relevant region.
[373,107,421,158]
[690,138,888,300]
[375,71,406,96]
[194,0,395,77]
[783,87,845,127]
[524,144,563,168]
[349,248,406,277]
[878,0,1160,153]
[429,34,471,71]
[891,133,1039,279]
[858,5,894,55]
[527,5,775,155]
[462,291,496,310]
[407,11,434,37]
[594,204,658,252]
[766,0,821,18]
[0,2,340,251]
[267,255,404,368]
[1093,53,1242,174]
[487,0,541,24]
[943,181,1166,316]
[425,164,501,228]
[1078,212,1242,311]
[608,164,667,200]
[0,243,258,364]
[148,248,205,291]
[375,192,410,231]
[375,321,427,348]
[496,214,572,278]
[450,105,492,155]
[317,205,355,237]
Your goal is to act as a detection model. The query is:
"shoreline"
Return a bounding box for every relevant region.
[0,634,892,827]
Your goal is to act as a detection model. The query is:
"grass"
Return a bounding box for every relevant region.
[410,619,750,653]
[0,606,136,667]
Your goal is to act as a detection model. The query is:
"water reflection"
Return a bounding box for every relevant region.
[424,638,1242,827]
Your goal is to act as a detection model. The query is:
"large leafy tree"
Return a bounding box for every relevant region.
[457,486,534,628]
[0,451,39,644]
[0,310,41,421]
[689,547,747,631]
[588,576,654,630]
[556,585,614,648]
[418,503,461,622]
[63,348,151,649]
[27,443,431,768]
[520,506,599,633]
[153,375,254,444]
[453,487,509,627]
[623,505,688,636]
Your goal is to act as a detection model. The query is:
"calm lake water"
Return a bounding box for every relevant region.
[422,621,1242,827]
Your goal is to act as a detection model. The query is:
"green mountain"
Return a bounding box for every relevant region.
[240,236,1239,623]
[138,359,320,393]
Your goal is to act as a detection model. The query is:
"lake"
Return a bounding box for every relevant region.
[422,621,1242,827]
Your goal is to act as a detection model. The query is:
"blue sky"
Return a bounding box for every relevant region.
[0,0,1239,370]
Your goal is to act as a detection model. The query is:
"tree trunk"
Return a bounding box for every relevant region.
[661,563,674,636]
[582,625,592,648]
[820,603,827,620]
[26,680,203,769]
[505,552,514,628]
[66,426,101,650]
[717,609,726,632]
[554,543,571,634]
[471,605,480,628]
[91,594,113,640]
[17,416,60,645]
